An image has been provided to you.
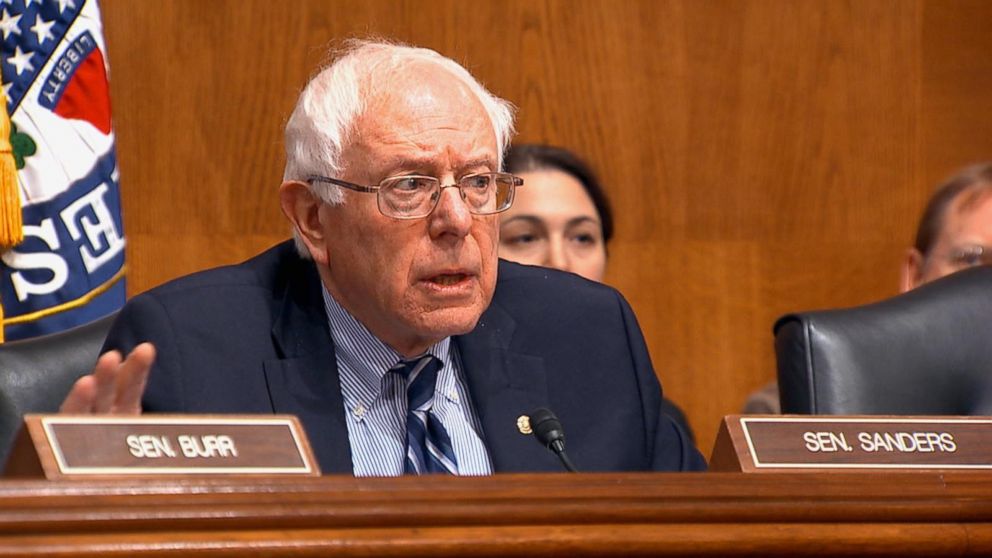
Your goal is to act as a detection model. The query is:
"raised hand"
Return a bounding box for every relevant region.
[59,342,155,414]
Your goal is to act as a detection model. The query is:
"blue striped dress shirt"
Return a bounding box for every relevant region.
[321,288,493,477]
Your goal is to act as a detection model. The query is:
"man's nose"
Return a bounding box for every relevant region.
[428,184,473,239]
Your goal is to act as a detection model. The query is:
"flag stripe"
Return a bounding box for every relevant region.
[1,264,124,325]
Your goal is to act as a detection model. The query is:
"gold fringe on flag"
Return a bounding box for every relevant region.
[0,89,21,341]
[0,89,21,250]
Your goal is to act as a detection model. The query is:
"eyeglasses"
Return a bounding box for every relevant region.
[947,245,992,269]
[306,172,523,220]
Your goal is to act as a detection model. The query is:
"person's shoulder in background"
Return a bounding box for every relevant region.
[743,380,781,414]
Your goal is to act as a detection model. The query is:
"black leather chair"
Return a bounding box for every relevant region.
[0,313,116,464]
[774,266,992,414]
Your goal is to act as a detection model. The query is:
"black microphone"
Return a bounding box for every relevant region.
[529,407,578,472]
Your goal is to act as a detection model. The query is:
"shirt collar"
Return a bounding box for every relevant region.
[321,286,450,399]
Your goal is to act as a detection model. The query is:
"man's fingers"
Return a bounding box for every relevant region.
[59,344,155,415]
[111,343,155,414]
[59,375,98,414]
[90,350,124,413]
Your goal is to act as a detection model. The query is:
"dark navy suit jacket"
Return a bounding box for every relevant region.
[103,241,706,473]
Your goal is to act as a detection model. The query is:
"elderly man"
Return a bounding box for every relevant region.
[61,40,705,475]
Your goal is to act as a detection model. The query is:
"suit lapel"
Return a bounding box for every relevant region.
[263,259,353,475]
[257,251,563,474]
[456,301,563,473]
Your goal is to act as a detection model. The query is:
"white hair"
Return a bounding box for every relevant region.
[284,39,517,256]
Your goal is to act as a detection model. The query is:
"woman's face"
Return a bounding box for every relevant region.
[498,169,607,282]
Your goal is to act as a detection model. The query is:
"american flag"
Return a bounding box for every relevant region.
[0,0,125,341]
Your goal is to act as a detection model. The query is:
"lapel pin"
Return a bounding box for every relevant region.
[516,414,532,435]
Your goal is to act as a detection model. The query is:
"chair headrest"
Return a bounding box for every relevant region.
[774,265,992,414]
[0,312,118,465]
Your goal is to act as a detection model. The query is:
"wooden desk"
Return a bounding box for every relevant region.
[0,472,988,556]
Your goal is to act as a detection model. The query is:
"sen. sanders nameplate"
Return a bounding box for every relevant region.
[709,415,992,472]
[4,414,320,478]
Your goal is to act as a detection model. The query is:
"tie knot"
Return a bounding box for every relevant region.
[393,355,442,411]
[394,354,440,380]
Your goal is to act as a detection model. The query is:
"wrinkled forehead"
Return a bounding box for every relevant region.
[347,62,499,168]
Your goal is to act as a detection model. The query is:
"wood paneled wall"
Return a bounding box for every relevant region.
[99,0,992,454]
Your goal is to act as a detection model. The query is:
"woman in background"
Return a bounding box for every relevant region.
[500,144,610,282]
[500,143,695,442]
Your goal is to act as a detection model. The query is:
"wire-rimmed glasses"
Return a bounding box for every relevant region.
[306,172,523,219]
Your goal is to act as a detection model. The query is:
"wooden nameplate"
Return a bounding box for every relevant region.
[4,414,320,479]
[709,414,992,472]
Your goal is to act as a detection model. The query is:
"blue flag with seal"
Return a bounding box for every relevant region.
[0,0,125,341]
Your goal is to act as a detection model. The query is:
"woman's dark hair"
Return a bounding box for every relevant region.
[503,144,614,244]
[915,162,992,255]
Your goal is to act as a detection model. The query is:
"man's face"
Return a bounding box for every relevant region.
[904,191,992,290]
[314,65,500,356]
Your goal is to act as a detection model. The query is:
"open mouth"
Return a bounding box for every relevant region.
[429,273,469,286]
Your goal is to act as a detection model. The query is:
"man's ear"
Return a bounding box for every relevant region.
[899,248,926,293]
[279,180,329,265]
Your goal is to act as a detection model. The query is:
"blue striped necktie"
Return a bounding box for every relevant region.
[392,355,459,475]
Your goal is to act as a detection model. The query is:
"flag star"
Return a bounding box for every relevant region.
[7,46,35,76]
[30,13,56,45]
[2,82,11,99]
[57,0,77,13]
[0,8,23,40]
